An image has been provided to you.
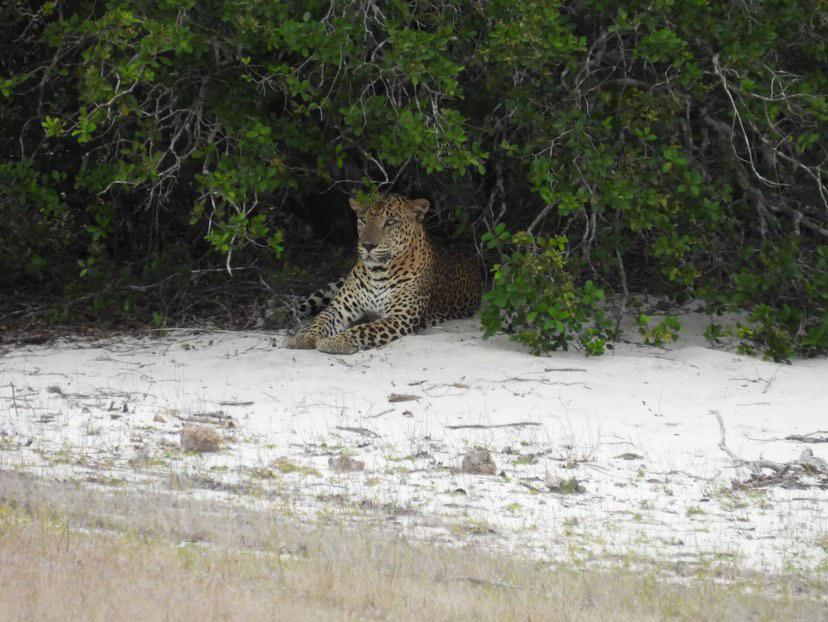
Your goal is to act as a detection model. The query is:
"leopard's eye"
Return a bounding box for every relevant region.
[385,218,399,228]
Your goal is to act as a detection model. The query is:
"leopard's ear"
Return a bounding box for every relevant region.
[409,198,430,221]
[348,198,367,215]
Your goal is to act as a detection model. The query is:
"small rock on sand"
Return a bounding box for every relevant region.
[461,447,497,475]
[180,425,221,453]
[328,455,365,472]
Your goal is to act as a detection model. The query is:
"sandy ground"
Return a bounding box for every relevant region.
[1,314,826,580]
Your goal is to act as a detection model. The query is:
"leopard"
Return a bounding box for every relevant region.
[285,193,482,354]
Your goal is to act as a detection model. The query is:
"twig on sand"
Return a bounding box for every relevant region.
[482,377,589,388]
[421,383,470,397]
[785,432,828,444]
[363,408,394,419]
[334,426,380,438]
[445,422,543,430]
[746,430,828,443]
[172,410,236,428]
[664,468,722,483]
[190,411,228,419]
[333,357,359,368]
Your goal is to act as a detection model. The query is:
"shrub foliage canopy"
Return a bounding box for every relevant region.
[1,1,826,359]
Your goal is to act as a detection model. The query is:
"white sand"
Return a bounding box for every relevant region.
[1,314,826,576]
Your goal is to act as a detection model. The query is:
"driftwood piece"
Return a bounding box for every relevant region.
[785,432,828,444]
[445,422,543,430]
[710,410,828,489]
[388,393,420,403]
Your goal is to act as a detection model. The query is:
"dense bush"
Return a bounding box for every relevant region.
[1,1,826,359]
[480,227,614,355]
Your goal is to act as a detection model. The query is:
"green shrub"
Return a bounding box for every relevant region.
[637,315,682,347]
[703,323,732,348]
[699,241,827,361]
[480,227,613,355]
[713,242,828,362]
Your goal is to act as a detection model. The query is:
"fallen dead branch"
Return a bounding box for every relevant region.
[710,410,828,489]
[445,422,543,430]
[785,432,828,444]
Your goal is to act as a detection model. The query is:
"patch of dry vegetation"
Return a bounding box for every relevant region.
[0,471,824,622]
[180,424,222,453]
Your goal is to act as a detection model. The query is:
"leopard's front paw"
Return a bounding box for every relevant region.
[285,332,317,349]
[316,335,359,355]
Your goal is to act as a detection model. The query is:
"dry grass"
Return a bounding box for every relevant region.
[179,424,222,453]
[0,471,824,622]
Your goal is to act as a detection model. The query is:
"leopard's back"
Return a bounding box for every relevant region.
[422,246,482,326]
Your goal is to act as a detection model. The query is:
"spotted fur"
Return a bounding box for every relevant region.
[297,277,345,316]
[286,194,482,354]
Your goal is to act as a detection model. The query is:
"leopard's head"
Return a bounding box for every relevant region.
[348,194,429,266]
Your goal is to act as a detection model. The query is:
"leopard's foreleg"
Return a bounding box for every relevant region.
[316,313,419,354]
[286,279,366,349]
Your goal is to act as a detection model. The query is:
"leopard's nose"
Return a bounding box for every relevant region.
[361,243,377,252]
